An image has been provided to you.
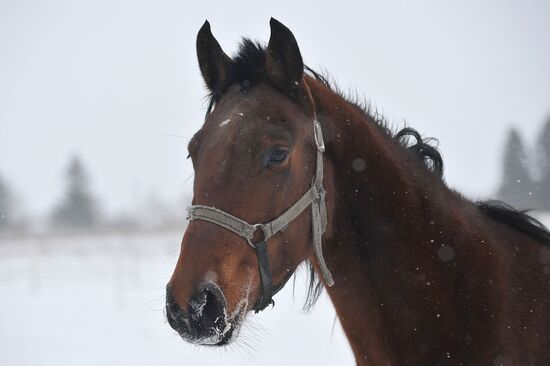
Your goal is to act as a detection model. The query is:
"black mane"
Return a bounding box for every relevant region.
[476,200,550,245]
[206,39,445,177]
[205,39,267,116]
[203,38,550,308]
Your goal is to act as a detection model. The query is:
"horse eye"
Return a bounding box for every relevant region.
[266,148,289,166]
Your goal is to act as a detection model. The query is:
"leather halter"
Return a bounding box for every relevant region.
[187,119,334,312]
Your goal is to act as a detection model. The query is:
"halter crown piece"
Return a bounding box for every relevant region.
[187,119,334,312]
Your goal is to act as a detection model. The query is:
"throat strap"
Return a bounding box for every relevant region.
[253,240,274,310]
[186,119,334,312]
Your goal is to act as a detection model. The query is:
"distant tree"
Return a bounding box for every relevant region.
[536,117,550,210]
[51,156,98,229]
[0,175,13,230]
[497,128,536,208]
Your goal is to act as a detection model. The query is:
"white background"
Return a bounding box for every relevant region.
[1,0,549,217]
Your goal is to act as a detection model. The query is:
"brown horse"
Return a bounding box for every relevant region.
[166,18,550,365]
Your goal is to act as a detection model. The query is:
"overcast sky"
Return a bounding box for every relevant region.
[1,0,549,218]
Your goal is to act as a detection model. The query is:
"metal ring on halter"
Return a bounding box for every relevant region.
[246,223,265,248]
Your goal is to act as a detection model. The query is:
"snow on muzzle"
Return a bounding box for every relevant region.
[165,281,237,346]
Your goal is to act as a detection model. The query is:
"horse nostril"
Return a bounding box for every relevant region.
[166,286,179,313]
[165,285,186,331]
[188,284,226,330]
[188,291,205,316]
[166,282,233,345]
[168,299,180,315]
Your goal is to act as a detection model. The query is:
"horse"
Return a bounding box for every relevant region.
[166,18,550,365]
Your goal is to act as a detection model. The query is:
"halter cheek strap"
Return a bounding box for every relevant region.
[187,119,334,312]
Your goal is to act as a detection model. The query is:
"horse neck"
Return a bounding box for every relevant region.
[308,79,473,364]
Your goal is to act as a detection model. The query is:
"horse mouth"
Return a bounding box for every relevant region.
[213,323,236,346]
[192,309,245,346]
[170,312,242,346]
[214,302,248,346]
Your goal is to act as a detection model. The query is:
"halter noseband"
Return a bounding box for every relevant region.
[187,119,334,312]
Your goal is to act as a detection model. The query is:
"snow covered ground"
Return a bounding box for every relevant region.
[2,213,549,366]
[0,230,353,366]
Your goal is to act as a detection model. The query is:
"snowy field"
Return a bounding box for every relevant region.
[2,213,549,366]
[0,229,353,366]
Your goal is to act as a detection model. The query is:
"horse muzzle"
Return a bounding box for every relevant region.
[166,282,235,346]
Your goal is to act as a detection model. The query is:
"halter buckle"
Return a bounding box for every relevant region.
[313,120,325,152]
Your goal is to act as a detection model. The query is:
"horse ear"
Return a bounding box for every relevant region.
[196,20,232,91]
[266,18,304,93]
